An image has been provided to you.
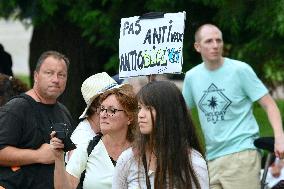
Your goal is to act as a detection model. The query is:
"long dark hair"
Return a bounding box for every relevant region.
[136,80,203,189]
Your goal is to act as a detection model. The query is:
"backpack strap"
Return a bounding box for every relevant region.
[57,102,75,128]
[9,94,49,142]
[142,153,151,189]
[76,132,103,189]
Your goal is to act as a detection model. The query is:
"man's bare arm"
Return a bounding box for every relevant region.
[258,94,284,158]
[0,143,55,166]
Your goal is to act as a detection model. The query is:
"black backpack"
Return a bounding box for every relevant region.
[76,132,103,189]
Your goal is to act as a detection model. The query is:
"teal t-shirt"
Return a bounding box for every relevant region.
[182,58,268,160]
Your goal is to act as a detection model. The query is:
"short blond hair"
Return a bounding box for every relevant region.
[194,24,222,42]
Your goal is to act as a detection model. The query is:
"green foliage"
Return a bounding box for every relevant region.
[40,0,58,16]
[1,0,284,84]
[15,74,31,88]
[254,100,284,137]
[0,1,17,18]
[194,0,284,86]
[264,59,284,86]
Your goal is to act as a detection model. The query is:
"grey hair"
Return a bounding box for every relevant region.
[35,51,70,72]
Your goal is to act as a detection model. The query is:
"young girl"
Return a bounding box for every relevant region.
[112,80,209,189]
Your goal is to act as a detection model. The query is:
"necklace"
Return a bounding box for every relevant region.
[33,89,42,103]
[147,152,157,171]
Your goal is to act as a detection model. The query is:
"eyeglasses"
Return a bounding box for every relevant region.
[99,106,124,116]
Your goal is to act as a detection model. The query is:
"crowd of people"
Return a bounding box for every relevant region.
[0,23,283,189]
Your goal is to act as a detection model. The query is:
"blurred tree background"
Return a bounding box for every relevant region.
[0,0,283,120]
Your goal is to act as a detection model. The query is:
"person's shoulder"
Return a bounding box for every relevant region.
[225,57,252,70]
[190,149,207,167]
[1,94,32,111]
[184,63,204,78]
[56,101,70,112]
[120,147,134,158]
[0,94,32,121]
[74,119,89,129]
[118,147,135,163]
[190,148,203,158]
[71,119,95,145]
[56,101,74,123]
[115,147,137,172]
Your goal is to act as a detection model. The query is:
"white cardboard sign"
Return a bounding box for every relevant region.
[119,11,186,78]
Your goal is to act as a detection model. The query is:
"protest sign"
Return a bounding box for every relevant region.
[119,11,186,78]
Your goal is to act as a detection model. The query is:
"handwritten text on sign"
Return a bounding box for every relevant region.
[119,12,186,78]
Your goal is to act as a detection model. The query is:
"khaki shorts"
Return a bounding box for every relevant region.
[208,149,261,189]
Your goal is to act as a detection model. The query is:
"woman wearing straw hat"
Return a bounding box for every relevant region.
[70,72,118,146]
[65,72,119,161]
[51,82,138,189]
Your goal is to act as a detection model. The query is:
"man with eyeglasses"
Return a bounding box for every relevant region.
[0,51,75,189]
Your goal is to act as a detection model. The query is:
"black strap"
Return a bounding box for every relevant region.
[109,156,117,166]
[57,102,75,129]
[272,180,284,189]
[76,132,103,189]
[142,154,151,189]
[139,12,164,19]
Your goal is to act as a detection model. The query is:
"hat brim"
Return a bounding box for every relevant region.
[79,83,126,119]
[79,106,89,119]
[79,93,101,119]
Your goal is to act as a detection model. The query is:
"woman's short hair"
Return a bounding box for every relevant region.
[86,96,100,116]
[99,84,138,142]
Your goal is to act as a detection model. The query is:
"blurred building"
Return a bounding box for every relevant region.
[0,19,33,76]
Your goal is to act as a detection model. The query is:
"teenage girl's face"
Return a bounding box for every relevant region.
[138,102,156,134]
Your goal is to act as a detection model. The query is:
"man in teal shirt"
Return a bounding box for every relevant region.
[182,24,284,189]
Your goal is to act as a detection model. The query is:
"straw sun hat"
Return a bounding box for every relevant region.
[79,72,121,119]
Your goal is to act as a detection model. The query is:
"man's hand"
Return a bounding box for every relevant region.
[36,143,56,164]
[275,135,284,159]
[258,94,284,159]
[271,160,284,178]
